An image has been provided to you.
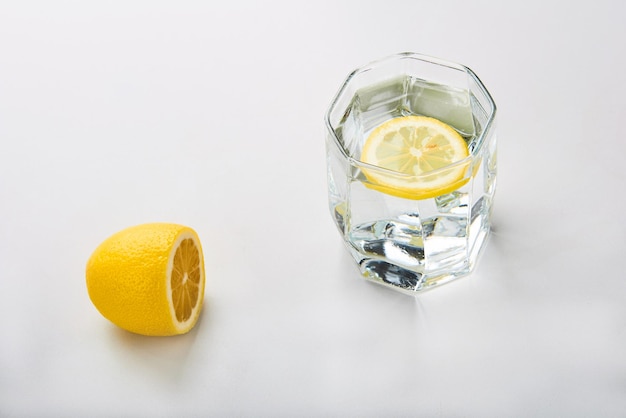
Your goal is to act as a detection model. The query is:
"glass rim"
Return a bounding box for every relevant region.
[324,52,497,178]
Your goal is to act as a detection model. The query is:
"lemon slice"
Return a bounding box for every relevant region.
[360,115,470,199]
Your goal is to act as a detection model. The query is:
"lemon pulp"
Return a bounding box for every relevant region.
[169,236,202,324]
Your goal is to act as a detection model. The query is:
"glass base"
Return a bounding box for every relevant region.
[344,228,490,295]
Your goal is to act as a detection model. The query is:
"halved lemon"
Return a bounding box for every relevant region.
[86,223,205,336]
[360,115,470,199]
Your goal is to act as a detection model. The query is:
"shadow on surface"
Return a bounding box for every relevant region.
[107,298,209,382]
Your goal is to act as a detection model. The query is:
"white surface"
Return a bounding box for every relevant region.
[1,1,625,417]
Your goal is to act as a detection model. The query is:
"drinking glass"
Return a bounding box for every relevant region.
[325,52,497,294]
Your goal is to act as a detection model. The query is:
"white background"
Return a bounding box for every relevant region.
[1,1,625,417]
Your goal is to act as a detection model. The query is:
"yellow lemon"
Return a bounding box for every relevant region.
[360,115,470,199]
[86,223,205,336]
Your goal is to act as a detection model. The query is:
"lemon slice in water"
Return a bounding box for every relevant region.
[360,115,470,200]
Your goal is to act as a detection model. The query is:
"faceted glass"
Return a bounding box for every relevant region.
[325,53,497,294]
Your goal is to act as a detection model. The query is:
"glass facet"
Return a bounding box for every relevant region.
[325,52,497,294]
